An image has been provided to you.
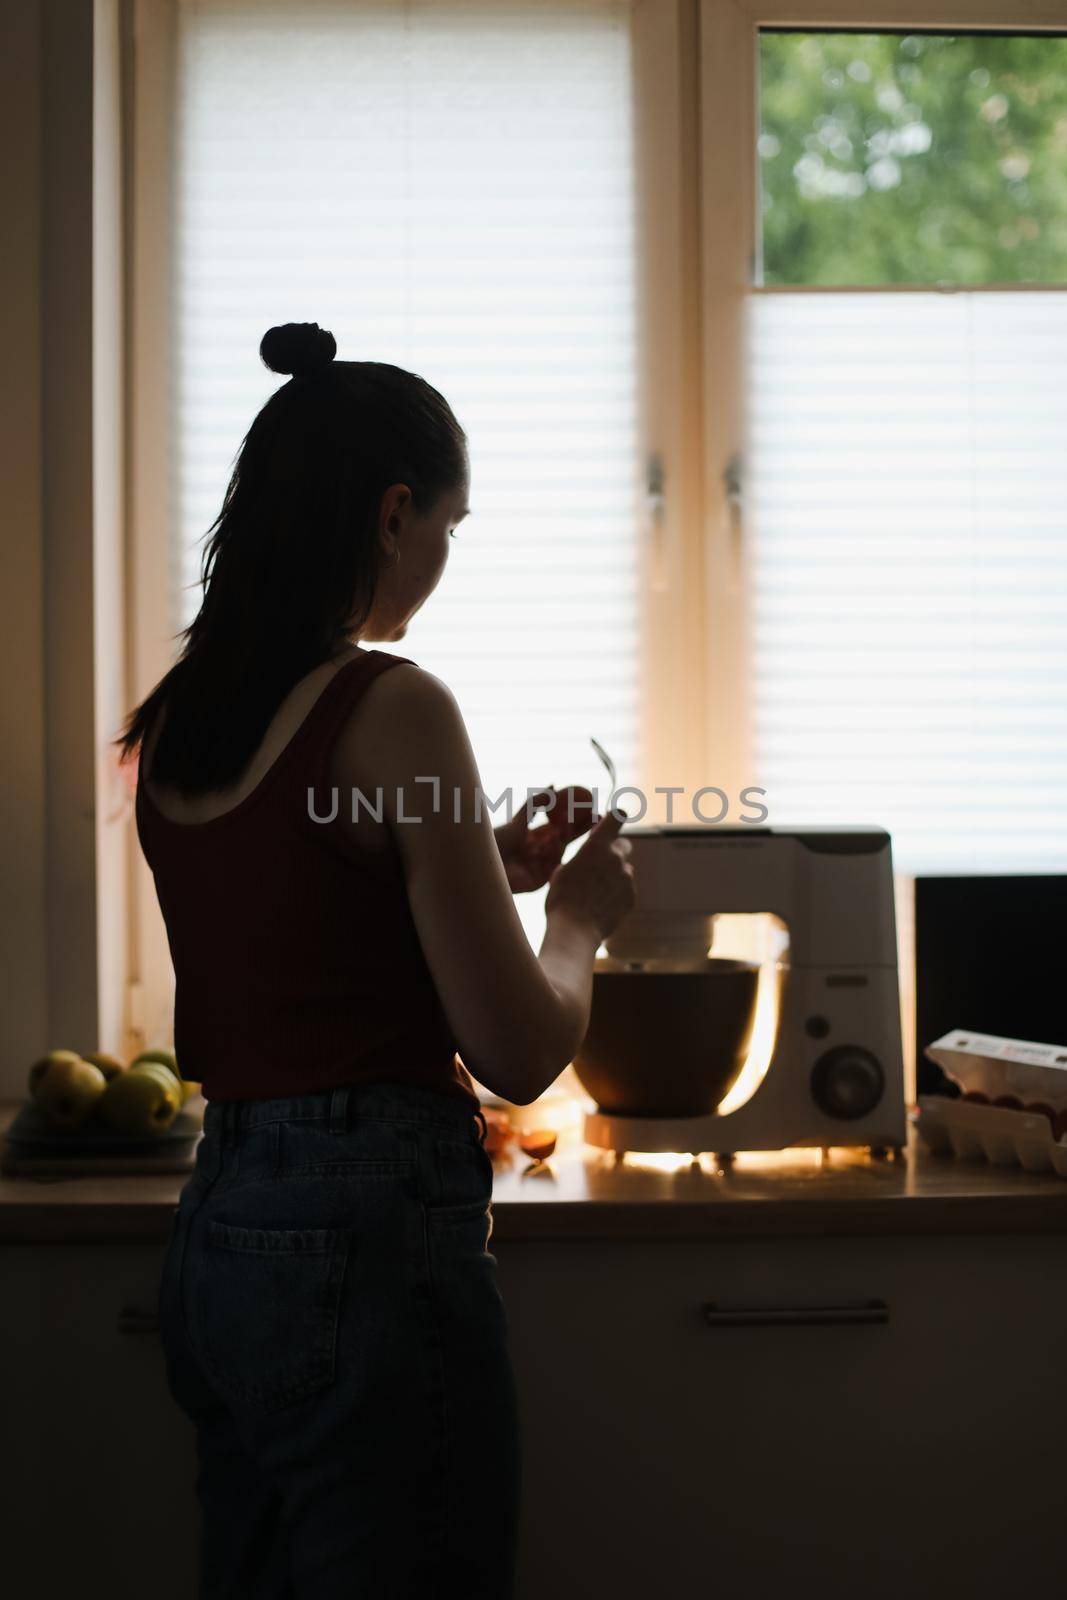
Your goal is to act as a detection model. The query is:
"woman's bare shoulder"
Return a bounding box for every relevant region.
[333,659,471,784]
[369,659,459,713]
[357,660,466,735]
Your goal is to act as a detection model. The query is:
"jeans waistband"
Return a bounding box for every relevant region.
[203,1080,486,1143]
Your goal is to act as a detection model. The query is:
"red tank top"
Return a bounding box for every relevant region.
[135,650,476,1105]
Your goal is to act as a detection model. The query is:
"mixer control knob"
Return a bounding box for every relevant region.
[811,1046,885,1121]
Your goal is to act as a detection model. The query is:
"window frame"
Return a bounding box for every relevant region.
[122,0,1065,1055]
[127,0,180,1051]
[699,0,1067,1099]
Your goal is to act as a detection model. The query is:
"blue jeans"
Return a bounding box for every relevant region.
[158,1082,520,1599]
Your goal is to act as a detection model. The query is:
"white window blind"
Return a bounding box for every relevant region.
[748,291,1067,874]
[173,0,639,834]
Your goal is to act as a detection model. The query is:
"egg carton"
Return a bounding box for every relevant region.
[925,1029,1067,1110]
[917,1095,1067,1178]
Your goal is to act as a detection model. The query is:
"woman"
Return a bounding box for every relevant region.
[122,322,635,1600]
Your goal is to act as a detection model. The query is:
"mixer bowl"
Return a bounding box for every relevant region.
[572,957,761,1118]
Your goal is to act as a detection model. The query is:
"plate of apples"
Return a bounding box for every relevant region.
[4,1047,203,1166]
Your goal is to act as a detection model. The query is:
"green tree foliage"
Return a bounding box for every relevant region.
[759,31,1067,284]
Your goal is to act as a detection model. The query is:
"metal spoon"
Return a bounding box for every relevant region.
[590,737,618,814]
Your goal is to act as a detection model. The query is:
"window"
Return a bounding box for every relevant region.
[748,288,1067,872]
[126,0,1065,1055]
[759,30,1067,287]
[127,0,668,1004]
[173,0,640,816]
[743,25,1067,873]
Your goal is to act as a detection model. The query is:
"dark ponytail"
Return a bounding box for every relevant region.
[119,323,467,794]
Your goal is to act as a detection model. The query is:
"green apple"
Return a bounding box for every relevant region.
[31,1055,108,1131]
[28,1049,85,1099]
[130,1048,199,1104]
[81,1051,126,1084]
[98,1063,182,1136]
[129,1061,182,1098]
[130,1048,179,1079]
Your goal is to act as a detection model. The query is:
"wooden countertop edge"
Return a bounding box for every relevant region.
[492,1191,1067,1240]
[5,1188,1067,1246]
[7,1104,1067,1244]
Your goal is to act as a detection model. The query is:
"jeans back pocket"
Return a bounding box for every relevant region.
[193,1220,350,1412]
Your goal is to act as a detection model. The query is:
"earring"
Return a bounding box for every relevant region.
[389,549,401,568]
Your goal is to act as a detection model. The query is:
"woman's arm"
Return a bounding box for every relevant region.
[330,664,634,1104]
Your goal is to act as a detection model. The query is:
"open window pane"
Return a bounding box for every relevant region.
[759,30,1067,286]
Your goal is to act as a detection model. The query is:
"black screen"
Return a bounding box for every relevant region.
[915,876,1067,1096]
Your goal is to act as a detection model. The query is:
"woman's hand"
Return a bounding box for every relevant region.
[493,786,596,894]
[544,809,636,942]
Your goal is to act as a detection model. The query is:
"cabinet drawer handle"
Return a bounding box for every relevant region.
[702,1299,889,1329]
[117,1307,160,1336]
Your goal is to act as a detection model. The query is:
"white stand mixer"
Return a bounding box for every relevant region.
[577,826,906,1157]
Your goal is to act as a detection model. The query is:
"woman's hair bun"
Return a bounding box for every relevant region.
[259,322,337,378]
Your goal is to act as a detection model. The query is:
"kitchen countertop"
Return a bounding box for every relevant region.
[5,1103,1067,1243]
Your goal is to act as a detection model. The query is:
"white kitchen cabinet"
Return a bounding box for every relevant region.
[2,1212,1066,1596]
[498,1233,1067,1598]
